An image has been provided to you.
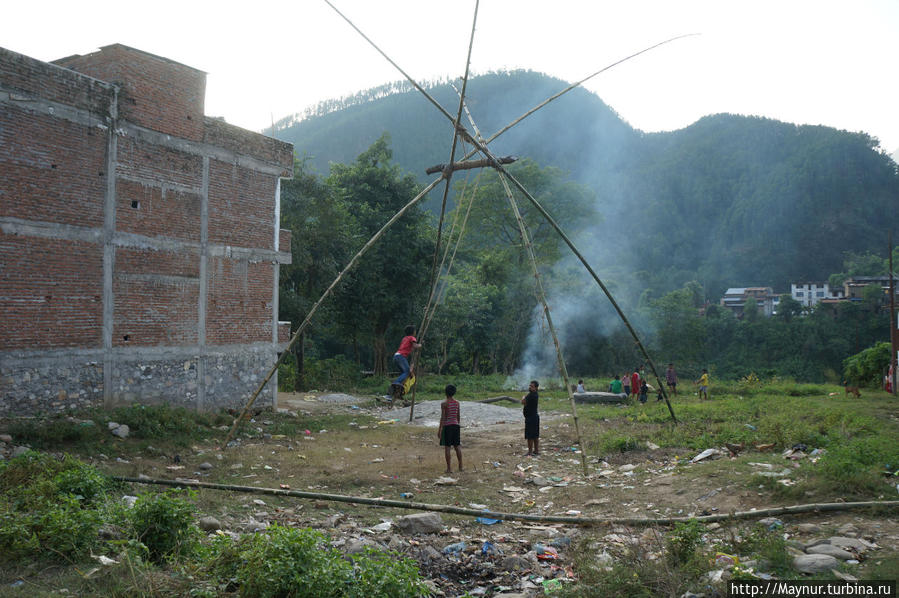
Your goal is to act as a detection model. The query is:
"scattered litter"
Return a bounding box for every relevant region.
[744,424,757,430]
[370,457,384,462]
[549,537,572,549]
[376,420,398,425]
[469,503,488,510]
[535,544,559,560]
[370,522,392,532]
[93,555,118,566]
[502,486,527,493]
[714,552,739,567]
[442,541,466,554]
[279,484,290,489]
[434,477,457,486]
[400,492,414,499]
[476,512,501,525]
[691,448,721,463]
[542,578,564,593]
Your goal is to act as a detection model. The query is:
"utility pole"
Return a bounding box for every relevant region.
[889,232,897,396]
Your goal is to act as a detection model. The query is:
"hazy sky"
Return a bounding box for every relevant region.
[4,1,898,152]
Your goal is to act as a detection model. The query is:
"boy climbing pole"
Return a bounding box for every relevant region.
[390,325,421,401]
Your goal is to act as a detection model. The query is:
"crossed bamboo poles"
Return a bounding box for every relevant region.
[222,0,686,451]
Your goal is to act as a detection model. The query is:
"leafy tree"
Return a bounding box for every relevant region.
[843,341,891,386]
[776,294,803,322]
[279,158,355,388]
[327,134,434,374]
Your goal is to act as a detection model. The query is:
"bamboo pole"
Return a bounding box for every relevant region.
[498,164,677,422]
[498,174,589,476]
[221,177,443,448]
[112,476,899,528]
[410,0,480,423]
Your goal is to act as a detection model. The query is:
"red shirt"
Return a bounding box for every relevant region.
[631,372,640,391]
[396,335,417,357]
[441,398,460,426]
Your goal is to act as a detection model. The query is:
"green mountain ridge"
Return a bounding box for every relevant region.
[273,70,899,298]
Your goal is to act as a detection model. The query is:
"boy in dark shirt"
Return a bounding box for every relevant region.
[521,380,540,456]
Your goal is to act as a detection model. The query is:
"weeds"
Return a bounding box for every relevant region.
[128,489,201,563]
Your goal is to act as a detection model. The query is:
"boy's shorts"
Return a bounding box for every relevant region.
[524,415,540,439]
[440,424,460,446]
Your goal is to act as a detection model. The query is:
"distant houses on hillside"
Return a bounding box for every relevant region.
[719,276,898,317]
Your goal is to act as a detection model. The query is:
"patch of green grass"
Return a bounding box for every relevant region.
[6,416,104,449]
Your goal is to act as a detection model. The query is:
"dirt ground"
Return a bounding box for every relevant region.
[67,390,898,596]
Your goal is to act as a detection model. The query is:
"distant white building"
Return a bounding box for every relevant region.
[790,282,843,307]
[720,287,780,317]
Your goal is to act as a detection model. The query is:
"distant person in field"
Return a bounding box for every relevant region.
[631,369,641,398]
[438,384,462,473]
[665,363,678,396]
[576,379,586,393]
[622,369,631,396]
[696,369,710,400]
[521,380,540,456]
[609,374,623,394]
[391,325,421,395]
[639,379,649,404]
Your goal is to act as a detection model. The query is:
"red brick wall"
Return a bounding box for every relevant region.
[207,258,274,344]
[117,136,204,190]
[115,180,202,242]
[0,233,103,349]
[208,159,276,249]
[55,45,205,141]
[1,47,115,115]
[0,102,107,227]
[1,46,292,411]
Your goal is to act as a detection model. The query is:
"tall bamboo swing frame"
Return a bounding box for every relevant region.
[222,1,687,450]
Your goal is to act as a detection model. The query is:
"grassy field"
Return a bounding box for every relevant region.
[1,377,896,596]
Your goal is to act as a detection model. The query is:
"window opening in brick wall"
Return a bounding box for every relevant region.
[131,200,140,209]
[123,335,130,341]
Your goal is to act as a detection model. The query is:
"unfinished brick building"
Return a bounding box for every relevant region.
[0,44,294,415]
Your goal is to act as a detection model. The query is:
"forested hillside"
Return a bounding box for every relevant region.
[273,70,899,299]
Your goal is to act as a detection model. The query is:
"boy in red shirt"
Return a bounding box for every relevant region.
[391,325,421,396]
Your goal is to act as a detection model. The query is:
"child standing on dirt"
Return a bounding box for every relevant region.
[438,384,463,473]
[521,380,540,456]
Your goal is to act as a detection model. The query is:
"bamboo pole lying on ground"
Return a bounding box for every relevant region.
[112,476,899,527]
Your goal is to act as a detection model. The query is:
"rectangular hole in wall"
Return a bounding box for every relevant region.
[131,200,140,209]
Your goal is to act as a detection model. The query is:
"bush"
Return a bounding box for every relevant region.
[666,519,704,566]
[128,489,201,562]
[819,435,899,493]
[0,452,107,562]
[53,461,115,505]
[842,342,891,387]
[7,417,103,447]
[206,525,427,598]
[103,403,225,440]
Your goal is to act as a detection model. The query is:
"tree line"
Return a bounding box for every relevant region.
[279,136,895,388]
